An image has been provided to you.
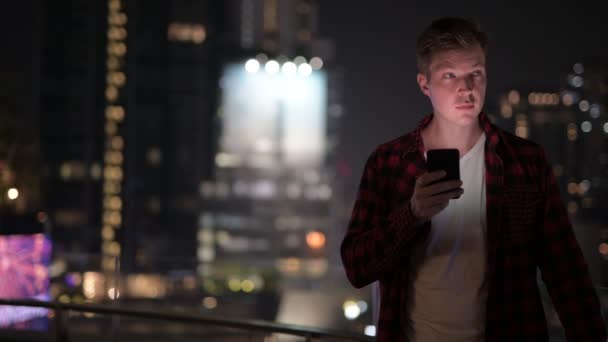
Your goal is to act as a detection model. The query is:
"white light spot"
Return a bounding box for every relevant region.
[107,287,120,300]
[310,57,323,70]
[281,61,297,76]
[298,63,312,77]
[343,301,361,320]
[265,60,280,75]
[7,188,19,200]
[256,53,268,64]
[245,59,260,73]
[293,56,307,65]
[581,121,592,133]
[579,179,591,195]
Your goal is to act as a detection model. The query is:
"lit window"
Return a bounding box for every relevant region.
[571,75,583,88]
[567,123,578,141]
[297,30,312,41]
[146,147,162,166]
[562,93,574,106]
[191,25,207,44]
[105,86,118,101]
[500,103,513,118]
[111,136,124,150]
[590,104,601,118]
[506,90,519,105]
[168,22,206,44]
[306,231,326,249]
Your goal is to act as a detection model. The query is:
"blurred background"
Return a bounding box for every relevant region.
[0,1,607,341]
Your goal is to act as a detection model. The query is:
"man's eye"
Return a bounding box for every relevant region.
[443,73,455,79]
[472,71,483,77]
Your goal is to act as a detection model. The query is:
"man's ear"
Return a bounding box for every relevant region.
[417,73,431,97]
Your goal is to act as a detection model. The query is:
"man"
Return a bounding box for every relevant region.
[341,17,606,341]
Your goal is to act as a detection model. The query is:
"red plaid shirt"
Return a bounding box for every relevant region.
[341,112,606,341]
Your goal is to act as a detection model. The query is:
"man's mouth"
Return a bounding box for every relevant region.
[456,104,475,109]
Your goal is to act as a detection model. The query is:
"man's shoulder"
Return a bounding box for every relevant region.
[371,131,417,157]
[496,127,545,156]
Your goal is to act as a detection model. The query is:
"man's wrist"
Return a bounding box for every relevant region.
[409,200,422,225]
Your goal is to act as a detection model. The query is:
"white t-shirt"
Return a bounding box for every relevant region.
[405,133,488,342]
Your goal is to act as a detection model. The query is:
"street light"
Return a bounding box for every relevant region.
[7,188,19,200]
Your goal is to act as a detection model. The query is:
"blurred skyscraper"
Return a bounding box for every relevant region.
[38,0,219,271]
[197,0,344,292]
[39,1,106,257]
[190,0,360,329]
[118,0,218,273]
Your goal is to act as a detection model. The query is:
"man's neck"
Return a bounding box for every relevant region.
[421,115,484,158]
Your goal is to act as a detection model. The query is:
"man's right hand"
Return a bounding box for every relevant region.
[410,170,463,222]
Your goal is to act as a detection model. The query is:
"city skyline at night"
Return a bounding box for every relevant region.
[0,1,607,340]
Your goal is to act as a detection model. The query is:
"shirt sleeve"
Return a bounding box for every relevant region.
[536,149,607,341]
[340,150,428,288]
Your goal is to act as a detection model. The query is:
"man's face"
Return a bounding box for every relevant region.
[417,44,487,127]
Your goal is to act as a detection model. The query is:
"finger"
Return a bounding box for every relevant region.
[423,180,463,196]
[419,188,464,208]
[417,170,447,187]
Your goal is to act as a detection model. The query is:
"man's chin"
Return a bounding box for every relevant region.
[454,110,481,125]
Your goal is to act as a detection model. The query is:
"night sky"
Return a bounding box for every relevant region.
[319,1,608,177]
[2,2,608,184]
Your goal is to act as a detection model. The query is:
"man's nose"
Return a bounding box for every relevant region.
[458,75,474,93]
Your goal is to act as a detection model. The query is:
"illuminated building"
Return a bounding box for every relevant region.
[197,0,344,291]
[118,0,218,273]
[40,0,218,274]
[101,0,128,273]
[39,1,107,256]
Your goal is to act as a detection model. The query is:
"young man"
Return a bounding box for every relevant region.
[341,17,606,341]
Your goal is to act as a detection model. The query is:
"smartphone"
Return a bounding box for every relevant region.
[426,148,461,198]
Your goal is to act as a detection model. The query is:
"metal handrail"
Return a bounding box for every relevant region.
[0,298,374,342]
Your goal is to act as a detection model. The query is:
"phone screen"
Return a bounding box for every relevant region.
[426,149,461,197]
[427,148,460,181]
